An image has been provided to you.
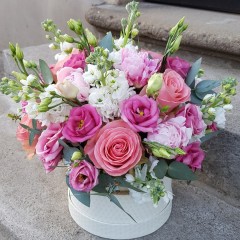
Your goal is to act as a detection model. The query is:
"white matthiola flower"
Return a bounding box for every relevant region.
[25,100,38,119]
[20,74,37,86]
[214,107,226,129]
[83,64,102,85]
[223,104,233,110]
[108,51,122,67]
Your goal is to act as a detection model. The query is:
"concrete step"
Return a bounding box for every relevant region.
[0,93,239,240]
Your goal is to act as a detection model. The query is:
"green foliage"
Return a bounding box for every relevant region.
[39,59,53,85]
[99,32,113,52]
[186,58,202,88]
[153,159,168,179]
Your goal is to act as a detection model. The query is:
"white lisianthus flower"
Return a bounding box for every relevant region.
[60,41,73,53]
[56,80,79,99]
[214,107,226,129]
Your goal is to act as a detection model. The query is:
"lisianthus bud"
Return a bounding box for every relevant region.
[223,96,231,104]
[71,151,83,161]
[38,105,49,112]
[170,35,182,54]
[56,80,79,99]
[9,42,16,56]
[41,97,52,106]
[131,28,139,38]
[15,44,24,60]
[152,148,171,159]
[146,73,163,98]
[12,71,27,80]
[23,60,32,68]
[85,28,97,46]
[61,34,74,43]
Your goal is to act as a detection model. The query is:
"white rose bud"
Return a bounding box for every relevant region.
[56,80,79,99]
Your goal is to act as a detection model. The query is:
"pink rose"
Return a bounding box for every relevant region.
[56,67,90,101]
[84,120,142,176]
[69,160,99,192]
[147,116,192,148]
[156,69,191,112]
[176,103,206,136]
[36,123,64,173]
[50,49,86,82]
[166,56,191,79]
[120,48,159,88]
[16,114,42,159]
[176,142,205,170]
[120,95,160,132]
[62,105,102,143]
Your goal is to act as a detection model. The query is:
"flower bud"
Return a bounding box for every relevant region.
[12,95,21,102]
[208,108,216,115]
[85,28,97,46]
[49,43,58,50]
[175,148,186,155]
[146,73,163,98]
[178,17,185,27]
[23,60,32,68]
[15,44,24,60]
[131,28,139,38]
[230,88,236,95]
[9,42,16,56]
[41,97,52,106]
[152,148,171,159]
[71,151,83,161]
[12,71,27,80]
[56,80,79,99]
[62,34,74,43]
[38,105,49,112]
[223,96,231,104]
[60,42,73,53]
[170,35,182,53]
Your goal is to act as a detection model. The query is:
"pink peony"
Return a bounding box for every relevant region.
[62,105,102,143]
[36,123,64,173]
[69,160,99,192]
[147,116,192,148]
[16,114,42,159]
[176,103,206,136]
[84,120,142,176]
[56,67,90,102]
[50,49,86,82]
[120,48,159,88]
[176,142,205,170]
[166,56,191,79]
[156,69,191,112]
[120,95,160,132]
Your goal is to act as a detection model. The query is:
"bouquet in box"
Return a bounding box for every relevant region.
[1,1,237,218]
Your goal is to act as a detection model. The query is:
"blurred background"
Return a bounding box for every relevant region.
[0,0,103,50]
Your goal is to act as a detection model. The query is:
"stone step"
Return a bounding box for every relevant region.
[86,2,240,61]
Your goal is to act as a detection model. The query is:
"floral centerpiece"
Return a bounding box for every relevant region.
[0,1,237,239]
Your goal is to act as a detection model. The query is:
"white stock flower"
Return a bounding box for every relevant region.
[83,64,102,85]
[25,100,38,119]
[20,74,36,86]
[223,104,233,110]
[214,107,226,129]
[60,41,73,52]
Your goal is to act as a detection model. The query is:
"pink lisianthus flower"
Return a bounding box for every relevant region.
[156,69,191,112]
[84,120,142,176]
[56,67,90,101]
[119,48,159,88]
[176,103,206,136]
[50,49,86,82]
[62,105,102,143]
[207,122,218,132]
[166,56,191,79]
[16,114,42,159]
[36,123,64,173]
[147,116,192,148]
[69,160,99,192]
[120,95,160,132]
[176,142,205,170]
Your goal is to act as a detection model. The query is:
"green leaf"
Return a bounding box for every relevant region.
[153,159,168,179]
[66,176,90,207]
[29,130,35,146]
[200,130,222,143]
[186,58,202,88]
[20,123,30,130]
[99,32,113,52]
[108,194,136,222]
[32,119,37,129]
[168,161,197,181]
[195,80,221,93]
[190,91,202,105]
[115,177,145,193]
[195,89,215,100]
[39,59,53,85]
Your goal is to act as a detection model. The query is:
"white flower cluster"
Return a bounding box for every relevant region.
[84,68,135,121]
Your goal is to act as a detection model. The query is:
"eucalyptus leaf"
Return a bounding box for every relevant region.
[186,58,202,88]
[20,123,30,130]
[108,194,136,222]
[99,32,113,52]
[200,130,222,143]
[29,130,35,146]
[32,119,37,129]
[195,89,215,100]
[39,59,53,84]
[168,161,197,181]
[66,176,90,207]
[195,80,221,93]
[115,177,145,192]
[190,91,202,105]
[153,159,168,179]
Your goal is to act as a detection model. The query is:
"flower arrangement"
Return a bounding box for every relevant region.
[1,1,237,220]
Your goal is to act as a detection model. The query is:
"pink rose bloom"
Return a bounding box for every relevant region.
[120,95,160,132]
[62,105,102,143]
[147,116,192,148]
[69,160,99,192]
[16,114,42,159]
[166,56,191,79]
[156,69,191,112]
[36,123,64,173]
[176,103,206,136]
[176,142,205,170]
[84,120,142,176]
[120,48,159,88]
[50,49,86,82]
[56,67,90,101]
